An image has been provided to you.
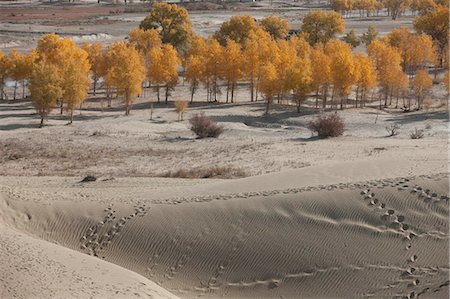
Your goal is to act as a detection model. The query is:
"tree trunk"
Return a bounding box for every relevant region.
[190,85,195,103]
[60,99,64,114]
[265,97,271,115]
[156,86,160,103]
[226,82,230,103]
[13,81,17,100]
[165,85,169,103]
[250,78,254,102]
[231,82,235,103]
[69,110,74,124]
[93,77,97,96]
[22,79,26,99]
[39,115,44,128]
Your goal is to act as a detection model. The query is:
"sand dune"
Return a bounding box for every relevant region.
[1,161,448,298]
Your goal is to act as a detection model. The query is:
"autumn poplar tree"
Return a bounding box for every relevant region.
[260,15,289,40]
[185,55,205,102]
[243,28,274,102]
[414,5,449,66]
[203,38,224,102]
[140,3,193,53]
[82,42,107,96]
[301,11,345,45]
[353,52,377,107]
[325,40,357,109]
[368,40,405,107]
[222,39,243,103]
[413,69,433,109]
[29,60,63,127]
[161,44,181,103]
[290,56,312,113]
[148,46,165,102]
[214,15,259,47]
[310,43,332,108]
[62,47,91,124]
[259,63,279,114]
[0,50,13,100]
[105,42,145,115]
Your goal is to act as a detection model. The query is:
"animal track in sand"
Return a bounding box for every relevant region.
[79,204,149,258]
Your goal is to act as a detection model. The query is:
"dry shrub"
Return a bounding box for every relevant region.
[189,113,223,138]
[162,166,246,179]
[385,124,400,137]
[175,100,188,121]
[308,113,345,138]
[410,128,424,139]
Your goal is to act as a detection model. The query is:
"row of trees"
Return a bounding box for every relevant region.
[0,3,448,126]
[330,0,446,19]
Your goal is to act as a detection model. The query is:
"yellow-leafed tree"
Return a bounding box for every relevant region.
[414,5,449,66]
[301,11,345,45]
[203,38,224,102]
[0,50,13,100]
[82,42,107,96]
[260,15,289,40]
[29,60,63,127]
[325,40,358,109]
[353,52,377,107]
[243,28,274,102]
[413,69,433,109]
[214,15,259,47]
[222,39,243,103]
[128,28,162,55]
[105,42,145,115]
[139,3,193,53]
[310,43,332,108]
[161,44,181,103]
[185,55,205,102]
[9,50,29,100]
[259,63,279,114]
[368,40,405,107]
[290,56,312,113]
[62,47,91,123]
[148,46,165,102]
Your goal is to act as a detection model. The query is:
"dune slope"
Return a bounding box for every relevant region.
[1,170,448,299]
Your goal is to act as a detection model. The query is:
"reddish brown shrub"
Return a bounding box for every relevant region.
[189,113,224,138]
[308,113,345,138]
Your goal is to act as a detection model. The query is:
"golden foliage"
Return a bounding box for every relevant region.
[140,3,192,52]
[29,60,63,127]
[105,42,145,115]
[301,10,345,45]
[413,5,449,66]
[214,15,259,46]
[260,15,289,40]
[413,69,433,107]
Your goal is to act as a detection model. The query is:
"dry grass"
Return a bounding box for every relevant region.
[162,166,247,179]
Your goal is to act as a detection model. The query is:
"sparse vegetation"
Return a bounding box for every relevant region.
[308,113,345,138]
[162,166,246,179]
[386,124,400,137]
[189,113,223,138]
[174,100,188,121]
[410,128,424,139]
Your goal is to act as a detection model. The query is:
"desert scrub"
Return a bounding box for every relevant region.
[386,124,400,137]
[189,113,223,138]
[308,113,345,138]
[410,128,424,139]
[174,100,188,121]
[162,166,246,179]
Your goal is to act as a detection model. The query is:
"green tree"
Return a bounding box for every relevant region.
[140,3,193,53]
